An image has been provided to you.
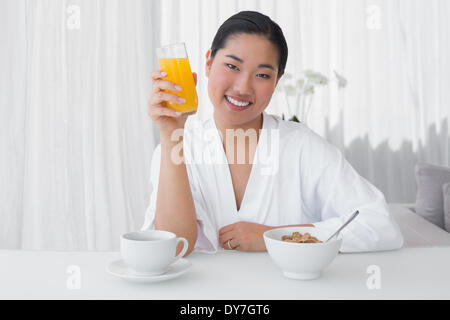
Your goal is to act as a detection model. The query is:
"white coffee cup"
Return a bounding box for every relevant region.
[120,230,188,276]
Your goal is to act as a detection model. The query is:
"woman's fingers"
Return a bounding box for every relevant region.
[148,105,181,118]
[150,70,167,81]
[151,70,182,92]
[218,229,236,249]
[148,70,186,120]
[152,79,182,93]
[151,75,185,106]
[148,69,197,123]
[153,91,186,105]
[222,238,240,250]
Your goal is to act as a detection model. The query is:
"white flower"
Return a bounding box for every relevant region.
[301,83,315,95]
[296,79,305,90]
[302,69,315,77]
[285,84,297,96]
[301,70,328,85]
[275,72,293,92]
[278,69,347,124]
[333,70,347,89]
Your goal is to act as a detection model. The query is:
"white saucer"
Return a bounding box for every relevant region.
[106,258,192,283]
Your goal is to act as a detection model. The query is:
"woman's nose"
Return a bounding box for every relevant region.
[234,73,253,96]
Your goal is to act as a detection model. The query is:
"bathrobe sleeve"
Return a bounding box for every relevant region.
[141,144,218,254]
[300,130,404,252]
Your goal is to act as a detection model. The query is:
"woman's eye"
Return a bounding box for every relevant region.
[225,64,270,79]
[226,63,239,70]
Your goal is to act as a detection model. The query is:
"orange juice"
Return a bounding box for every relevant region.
[158,58,198,114]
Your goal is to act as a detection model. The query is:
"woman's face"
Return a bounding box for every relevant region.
[205,33,281,127]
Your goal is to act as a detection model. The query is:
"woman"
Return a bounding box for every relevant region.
[143,11,404,256]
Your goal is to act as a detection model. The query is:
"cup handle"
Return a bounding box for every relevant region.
[173,237,189,261]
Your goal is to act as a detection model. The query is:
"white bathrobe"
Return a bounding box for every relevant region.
[142,111,404,253]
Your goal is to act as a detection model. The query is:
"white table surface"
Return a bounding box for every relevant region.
[1,246,450,300]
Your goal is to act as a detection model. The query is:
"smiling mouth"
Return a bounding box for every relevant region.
[225,95,253,109]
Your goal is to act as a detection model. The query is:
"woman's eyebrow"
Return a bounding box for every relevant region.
[225,54,275,71]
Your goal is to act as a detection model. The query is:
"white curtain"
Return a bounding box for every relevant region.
[1,0,449,250]
[0,0,27,249]
[0,0,160,250]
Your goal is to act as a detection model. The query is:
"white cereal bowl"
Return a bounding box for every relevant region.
[263,226,342,280]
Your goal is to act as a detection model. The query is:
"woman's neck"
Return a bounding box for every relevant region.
[213,113,264,157]
[214,113,263,143]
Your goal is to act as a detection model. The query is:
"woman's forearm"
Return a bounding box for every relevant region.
[154,133,198,256]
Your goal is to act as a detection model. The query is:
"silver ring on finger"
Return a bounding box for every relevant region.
[227,239,234,250]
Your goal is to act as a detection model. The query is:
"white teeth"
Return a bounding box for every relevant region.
[226,95,250,107]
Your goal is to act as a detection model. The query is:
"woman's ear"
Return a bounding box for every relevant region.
[205,49,212,78]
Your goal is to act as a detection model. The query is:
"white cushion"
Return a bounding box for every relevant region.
[414,162,450,229]
[443,182,450,233]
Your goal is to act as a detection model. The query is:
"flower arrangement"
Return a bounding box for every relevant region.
[276,69,348,124]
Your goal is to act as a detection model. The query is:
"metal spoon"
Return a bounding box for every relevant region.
[325,210,360,242]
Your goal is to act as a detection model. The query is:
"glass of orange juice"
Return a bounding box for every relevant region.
[156,43,198,114]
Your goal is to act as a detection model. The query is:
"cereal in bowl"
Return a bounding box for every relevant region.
[282,232,322,243]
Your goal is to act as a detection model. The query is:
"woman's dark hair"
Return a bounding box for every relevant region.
[210,11,288,78]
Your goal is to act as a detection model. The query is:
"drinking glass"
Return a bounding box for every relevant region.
[156,42,198,114]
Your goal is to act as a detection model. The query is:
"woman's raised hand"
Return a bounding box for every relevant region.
[147,70,197,137]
